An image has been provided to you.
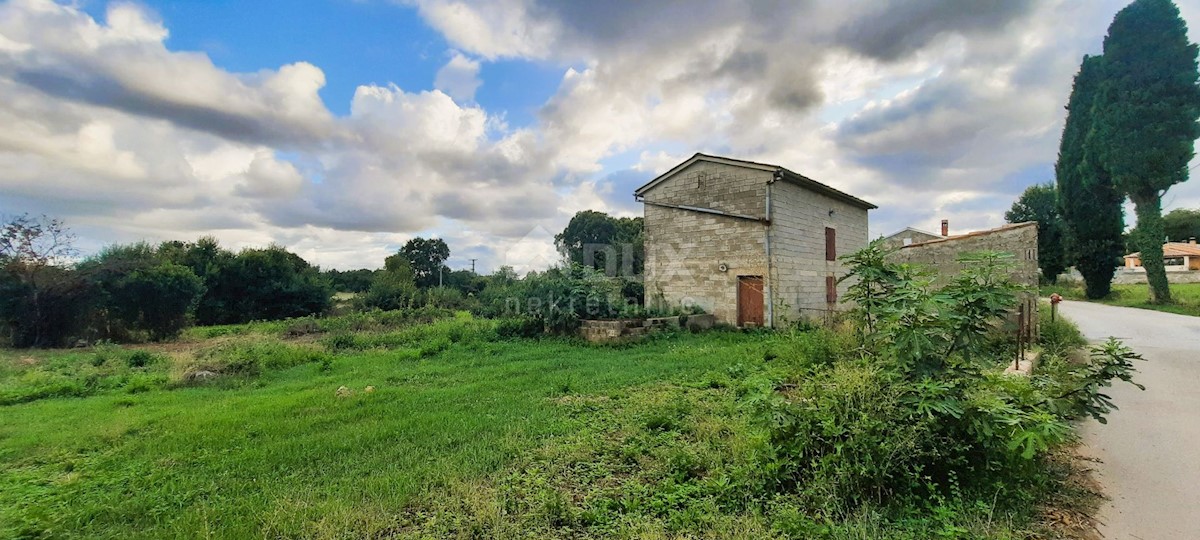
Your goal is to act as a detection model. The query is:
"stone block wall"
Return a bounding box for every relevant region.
[890,222,1040,334]
[769,179,870,321]
[642,159,872,327]
[643,161,771,324]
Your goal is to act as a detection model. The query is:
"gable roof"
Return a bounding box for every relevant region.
[1125,242,1200,259]
[633,153,877,210]
[882,227,941,240]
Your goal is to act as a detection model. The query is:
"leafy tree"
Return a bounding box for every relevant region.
[555,211,644,277]
[323,268,378,293]
[0,215,88,347]
[1005,183,1068,282]
[1057,55,1126,299]
[80,243,205,341]
[365,255,418,311]
[1093,0,1200,303]
[107,263,204,340]
[400,237,450,288]
[197,245,331,324]
[1162,208,1200,242]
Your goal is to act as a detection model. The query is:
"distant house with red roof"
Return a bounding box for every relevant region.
[1124,239,1200,271]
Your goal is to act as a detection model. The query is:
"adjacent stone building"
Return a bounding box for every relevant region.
[635,153,876,327]
[889,221,1040,334]
[879,226,943,250]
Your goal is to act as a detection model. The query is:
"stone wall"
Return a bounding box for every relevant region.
[890,222,1039,333]
[1061,267,1200,285]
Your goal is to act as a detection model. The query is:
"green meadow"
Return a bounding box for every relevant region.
[1,311,1090,539]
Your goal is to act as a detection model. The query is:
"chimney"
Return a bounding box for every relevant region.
[1191,237,1197,245]
[941,219,949,237]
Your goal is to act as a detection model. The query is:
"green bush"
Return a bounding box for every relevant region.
[125,350,159,368]
[495,317,543,339]
[474,264,624,334]
[751,362,940,511]
[741,242,1140,517]
[1039,303,1087,358]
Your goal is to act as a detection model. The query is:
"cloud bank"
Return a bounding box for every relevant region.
[2,0,1198,272]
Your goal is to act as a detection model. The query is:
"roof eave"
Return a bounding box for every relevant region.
[777,168,878,211]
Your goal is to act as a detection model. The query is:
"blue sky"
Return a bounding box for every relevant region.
[79,0,565,125]
[2,0,1199,272]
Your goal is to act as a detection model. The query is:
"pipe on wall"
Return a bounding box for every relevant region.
[766,171,779,328]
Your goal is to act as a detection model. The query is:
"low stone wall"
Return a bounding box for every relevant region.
[1060,268,1200,285]
[578,314,717,343]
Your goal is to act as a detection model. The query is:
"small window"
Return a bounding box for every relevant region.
[903,237,913,246]
[826,275,838,304]
[825,227,836,261]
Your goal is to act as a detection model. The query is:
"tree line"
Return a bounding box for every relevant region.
[1,210,647,348]
[0,216,333,347]
[1007,0,1200,301]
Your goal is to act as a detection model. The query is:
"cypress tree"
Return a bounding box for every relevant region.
[1094,0,1200,303]
[1057,55,1126,299]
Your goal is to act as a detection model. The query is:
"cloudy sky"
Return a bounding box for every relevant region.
[2,0,1199,272]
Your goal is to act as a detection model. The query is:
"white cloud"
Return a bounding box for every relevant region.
[412,0,558,60]
[434,51,482,102]
[5,0,1200,274]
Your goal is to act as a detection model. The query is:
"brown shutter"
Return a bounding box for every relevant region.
[826,275,837,303]
[825,227,836,261]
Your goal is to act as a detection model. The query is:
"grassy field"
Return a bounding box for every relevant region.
[1044,281,1200,317]
[0,312,1083,539]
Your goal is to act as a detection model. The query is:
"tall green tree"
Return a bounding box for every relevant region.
[1005,183,1068,283]
[399,237,450,288]
[555,210,643,277]
[1094,0,1200,303]
[1057,55,1127,299]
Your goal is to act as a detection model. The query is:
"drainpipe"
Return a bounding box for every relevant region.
[766,172,779,328]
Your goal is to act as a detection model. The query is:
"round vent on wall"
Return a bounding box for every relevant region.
[717,263,729,273]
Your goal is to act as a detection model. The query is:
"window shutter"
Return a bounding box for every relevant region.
[826,275,837,304]
[825,227,836,261]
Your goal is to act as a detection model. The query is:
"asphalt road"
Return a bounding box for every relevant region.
[1058,300,1200,540]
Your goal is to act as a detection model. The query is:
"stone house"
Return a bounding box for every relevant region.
[879,225,943,250]
[634,153,876,327]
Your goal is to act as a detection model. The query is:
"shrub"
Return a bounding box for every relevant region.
[476,264,624,334]
[125,350,159,368]
[1038,303,1087,358]
[322,333,357,351]
[495,317,543,339]
[743,243,1141,517]
[751,363,940,511]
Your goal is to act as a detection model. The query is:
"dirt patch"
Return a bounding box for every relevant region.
[1038,445,1106,540]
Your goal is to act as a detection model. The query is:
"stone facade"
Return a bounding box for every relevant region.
[637,155,873,327]
[890,221,1040,333]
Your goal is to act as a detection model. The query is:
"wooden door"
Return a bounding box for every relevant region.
[737,276,764,327]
